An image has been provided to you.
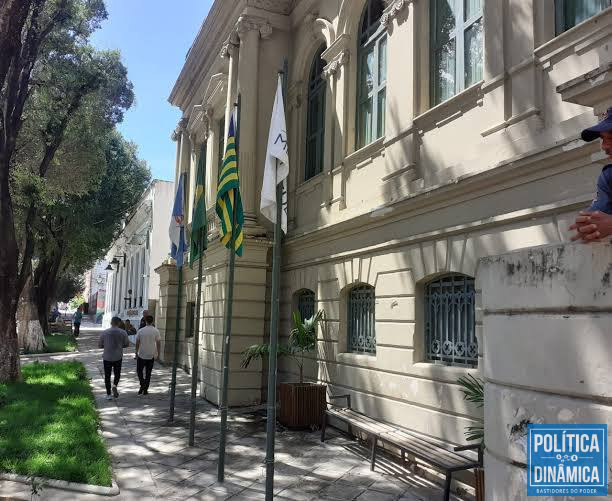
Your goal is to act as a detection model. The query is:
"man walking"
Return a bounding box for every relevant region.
[139,309,150,329]
[98,316,130,400]
[135,315,161,395]
[73,306,83,337]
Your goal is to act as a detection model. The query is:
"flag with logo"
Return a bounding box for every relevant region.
[190,144,208,266]
[260,74,289,233]
[215,114,244,256]
[169,173,188,268]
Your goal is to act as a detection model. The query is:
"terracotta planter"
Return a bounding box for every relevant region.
[278,382,327,428]
[475,468,484,501]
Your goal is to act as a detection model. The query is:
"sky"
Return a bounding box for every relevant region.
[91,0,213,181]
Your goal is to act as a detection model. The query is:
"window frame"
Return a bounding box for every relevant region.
[186,301,195,338]
[424,273,477,367]
[305,45,327,182]
[430,0,483,106]
[347,284,376,355]
[357,0,387,149]
[295,289,316,321]
[554,0,612,35]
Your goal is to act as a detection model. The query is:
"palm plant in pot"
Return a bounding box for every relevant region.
[457,374,485,501]
[242,309,326,428]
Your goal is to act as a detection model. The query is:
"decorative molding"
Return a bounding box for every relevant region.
[202,73,228,112]
[235,15,273,40]
[245,0,295,15]
[171,118,187,141]
[304,12,335,46]
[220,39,239,59]
[381,0,410,28]
[321,33,350,63]
[323,50,350,80]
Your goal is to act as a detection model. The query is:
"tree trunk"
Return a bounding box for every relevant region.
[0,0,30,90]
[17,277,46,353]
[0,152,21,382]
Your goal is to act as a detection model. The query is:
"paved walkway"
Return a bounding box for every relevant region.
[1,327,472,500]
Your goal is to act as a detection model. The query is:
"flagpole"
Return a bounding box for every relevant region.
[169,172,186,423]
[265,66,287,501]
[218,104,240,482]
[188,227,205,445]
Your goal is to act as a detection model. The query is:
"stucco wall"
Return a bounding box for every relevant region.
[478,243,612,500]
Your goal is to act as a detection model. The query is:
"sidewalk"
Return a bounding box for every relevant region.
[1,327,471,500]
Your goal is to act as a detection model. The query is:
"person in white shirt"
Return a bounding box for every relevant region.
[135,315,161,395]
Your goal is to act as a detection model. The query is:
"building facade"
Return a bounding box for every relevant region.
[83,260,108,320]
[103,180,175,328]
[160,0,612,454]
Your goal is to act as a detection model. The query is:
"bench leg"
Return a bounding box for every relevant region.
[443,472,452,501]
[370,435,377,471]
[320,413,327,442]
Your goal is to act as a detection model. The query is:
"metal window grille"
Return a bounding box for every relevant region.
[305,45,326,181]
[555,0,611,34]
[297,290,315,321]
[425,274,477,366]
[357,0,387,148]
[348,285,376,354]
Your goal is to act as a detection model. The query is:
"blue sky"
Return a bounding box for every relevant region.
[92,0,213,181]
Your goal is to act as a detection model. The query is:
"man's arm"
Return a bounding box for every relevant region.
[135,334,140,354]
[156,339,161,359]
[123,332,130,348]
[98,332,104,349]
[571,170,612,241]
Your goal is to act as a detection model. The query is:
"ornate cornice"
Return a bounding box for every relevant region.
[381,0,410,28]
[245,0,295,15]
[323,50,350,80]
[171,118,187,141]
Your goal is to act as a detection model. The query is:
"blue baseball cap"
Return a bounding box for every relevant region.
[582,107,612,141]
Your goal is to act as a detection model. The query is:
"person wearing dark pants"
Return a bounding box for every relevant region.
[135,315,161,395]
[98,316,130,400]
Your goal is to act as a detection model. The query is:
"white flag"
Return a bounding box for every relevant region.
[260,74,289,233]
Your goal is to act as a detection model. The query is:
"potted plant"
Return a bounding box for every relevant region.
[457,374,485,501]
[242,310,326,428]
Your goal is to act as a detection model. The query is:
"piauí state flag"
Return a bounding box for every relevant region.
[215,114,244,256]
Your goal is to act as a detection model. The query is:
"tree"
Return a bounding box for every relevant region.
[0,0,131,381]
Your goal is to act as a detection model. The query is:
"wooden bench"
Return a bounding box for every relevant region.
[321,395,482,501]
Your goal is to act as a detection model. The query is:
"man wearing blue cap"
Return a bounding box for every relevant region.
[570,108,612,241]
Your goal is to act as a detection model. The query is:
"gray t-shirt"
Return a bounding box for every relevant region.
[136,325,161,359]
[98,327,129,362]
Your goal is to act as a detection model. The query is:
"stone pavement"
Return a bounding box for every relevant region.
[1,327,473,500]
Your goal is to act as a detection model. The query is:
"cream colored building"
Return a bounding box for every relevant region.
[159,0,612,458]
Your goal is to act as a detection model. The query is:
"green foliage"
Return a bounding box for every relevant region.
[25,333,77,355]
[457,374,484,444]
[68,294,85,310]
[0,361,112,486]
[241,310,324,383]
[54,273,84,303]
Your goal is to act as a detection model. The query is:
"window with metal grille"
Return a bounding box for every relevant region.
[186,301,195,338]
[305,45,326,181]
[347,285,376,354]
[555,0,611,34]
[296,289,315,321]
[357,0,387,148]
[430,0,483,106]
[425,274,477,366]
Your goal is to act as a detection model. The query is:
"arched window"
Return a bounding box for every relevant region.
[295,289,315,321]
[348,284,376,354]
[424,274,477,366]
[357,0,387,148]
[305,45,326,181]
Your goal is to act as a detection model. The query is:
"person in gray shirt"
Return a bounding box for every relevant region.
[98,316,130,400]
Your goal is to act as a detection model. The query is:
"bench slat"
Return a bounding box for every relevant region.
[325,407,479,470]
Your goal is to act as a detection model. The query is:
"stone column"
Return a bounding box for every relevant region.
[236,16,268,228]
[478,243,612,500]
[187,135,197,225]
[221,36,239,150]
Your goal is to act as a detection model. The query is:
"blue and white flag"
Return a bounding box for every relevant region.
[169,174,188,268]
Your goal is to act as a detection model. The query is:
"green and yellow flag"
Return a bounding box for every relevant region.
[215,115,244,256]
[190,143,208,267]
